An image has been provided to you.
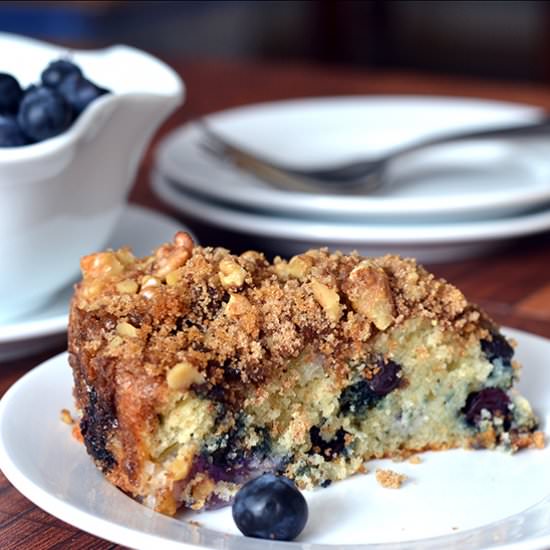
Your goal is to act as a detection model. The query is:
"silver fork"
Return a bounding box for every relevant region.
[197,117,550,194]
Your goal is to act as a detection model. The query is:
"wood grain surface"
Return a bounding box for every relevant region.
[1,59,549,549]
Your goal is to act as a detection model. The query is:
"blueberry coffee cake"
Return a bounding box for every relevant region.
[68,233,543,515]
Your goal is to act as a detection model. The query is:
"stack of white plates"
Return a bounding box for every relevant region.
[152,96,550,262]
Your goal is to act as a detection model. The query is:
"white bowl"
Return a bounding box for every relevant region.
[0,33,184,322]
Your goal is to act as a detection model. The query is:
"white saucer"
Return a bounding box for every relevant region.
[152,172,550,263]
[0,328,549,549]
[0,204,191,361]
[155,96,550,223]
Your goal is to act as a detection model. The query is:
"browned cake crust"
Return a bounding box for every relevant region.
[68,233,540,513]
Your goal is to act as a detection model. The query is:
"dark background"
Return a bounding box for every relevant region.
[1,0,549,82]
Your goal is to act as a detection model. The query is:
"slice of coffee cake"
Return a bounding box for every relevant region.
[68,233,542,515]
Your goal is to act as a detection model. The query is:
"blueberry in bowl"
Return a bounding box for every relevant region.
[0,57,110,147]
[0,73,23,115]
[41,58,82,88]
[17,85,72,142]
[0,115,28,147]
[57,73,109,116]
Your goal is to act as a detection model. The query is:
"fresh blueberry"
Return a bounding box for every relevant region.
[232,473,308,541]
[41,59,82,88]
[0,116,28,147]
[0,73,23,115]
[17,85,72,142]
[481,333,514,364]
[58,73,109,116]
[462,387,510,425]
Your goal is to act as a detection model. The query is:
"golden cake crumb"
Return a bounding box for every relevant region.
[375,468,407,489]
[533,431,546,449]
[72,425,83,443]
[408,455,422,464]
[60,408,74,425]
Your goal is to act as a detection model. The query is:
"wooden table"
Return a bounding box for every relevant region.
[1,59,549,549]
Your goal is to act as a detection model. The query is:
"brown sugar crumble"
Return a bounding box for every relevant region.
[375,468,407,489]
[72,232,481,396]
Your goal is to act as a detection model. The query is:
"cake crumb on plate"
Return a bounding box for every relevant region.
[376,468,407,489]
[408,455,422,464]
[534,431,545,449]
[60,409,74,425]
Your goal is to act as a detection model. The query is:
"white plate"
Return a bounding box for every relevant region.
[152,173,550,263]
[155,96,550,222]
[1,328,549,550]
[0,204,191,361]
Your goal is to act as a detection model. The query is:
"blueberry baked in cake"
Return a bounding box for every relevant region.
[68,233,543,515]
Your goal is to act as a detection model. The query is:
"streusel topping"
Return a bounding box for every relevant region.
[73,233,484,393]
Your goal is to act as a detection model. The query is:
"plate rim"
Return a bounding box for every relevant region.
[154,95,550,220]
[1,328,550,550]
[152,173,550,244]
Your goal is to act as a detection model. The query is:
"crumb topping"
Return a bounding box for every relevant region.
[72,233,485,401]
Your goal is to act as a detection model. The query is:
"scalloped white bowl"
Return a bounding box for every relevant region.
[0,33,184,322]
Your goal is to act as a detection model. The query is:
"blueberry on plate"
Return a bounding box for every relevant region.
[41,59,82,88]
[0,115,28,147]
[232,473,308,541]
[17,85,72,142]
[58,73,109,116]
[0,73,23,115]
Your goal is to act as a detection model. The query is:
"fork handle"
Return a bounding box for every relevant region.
[390,117,550,160]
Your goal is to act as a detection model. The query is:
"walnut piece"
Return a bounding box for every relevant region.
[311,279,342,322]
[273,258,290,280]
[166,361,205,391]
[80,251,124,279]
[116,322,138,338]
[288,255,312,280]
[344,260,394,330]
[116,279,138,294]
[140,275,161,299]
[154,232,194,278]
[219,258,247,289]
